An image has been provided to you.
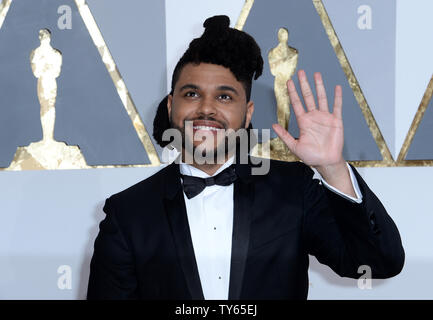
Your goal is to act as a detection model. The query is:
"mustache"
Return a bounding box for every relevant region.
[183,117,227,130]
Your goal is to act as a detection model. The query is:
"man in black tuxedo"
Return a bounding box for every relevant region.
[87,15,404,300]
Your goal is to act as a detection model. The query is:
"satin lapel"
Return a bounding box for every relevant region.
[229,162,254,300]
[163,163,204,300]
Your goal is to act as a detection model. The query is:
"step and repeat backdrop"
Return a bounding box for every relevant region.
[0,0,432,299]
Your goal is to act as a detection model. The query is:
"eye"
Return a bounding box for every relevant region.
[185,91,199,98]
[218,94,232,101]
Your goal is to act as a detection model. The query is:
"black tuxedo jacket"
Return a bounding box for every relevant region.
[87,158,404,300]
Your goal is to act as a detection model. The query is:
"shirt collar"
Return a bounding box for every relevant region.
[179,155,235,178]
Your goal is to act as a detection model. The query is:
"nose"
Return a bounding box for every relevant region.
[196,95,217,117]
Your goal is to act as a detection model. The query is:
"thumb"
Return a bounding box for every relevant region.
[272,124,297,153]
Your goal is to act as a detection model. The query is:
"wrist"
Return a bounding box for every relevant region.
[314,160,348,183]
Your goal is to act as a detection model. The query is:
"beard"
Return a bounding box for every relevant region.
[169,114,247,164]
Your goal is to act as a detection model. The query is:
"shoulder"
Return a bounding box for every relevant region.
[107,162,178,207]
[245,156,316,193]
[249,156,313,180]
[98,164,180,241]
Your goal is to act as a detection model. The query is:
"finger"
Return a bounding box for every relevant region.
[298,70,316,112]
[314,72,329,112]
[272,123,297,153]
[333,85,343,119]
[287,79,306,118]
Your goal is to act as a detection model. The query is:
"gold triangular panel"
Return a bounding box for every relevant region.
[397,75,433,166]
[236,0,394,167]
[0,0,160,171]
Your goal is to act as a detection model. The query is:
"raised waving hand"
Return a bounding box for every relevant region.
[273,70,355,197]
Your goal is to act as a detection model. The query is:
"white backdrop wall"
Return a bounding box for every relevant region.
[0,0,432,299]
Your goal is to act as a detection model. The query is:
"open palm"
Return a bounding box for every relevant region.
[273,70,344,168]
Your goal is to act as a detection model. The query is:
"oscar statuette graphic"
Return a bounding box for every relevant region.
[7,29,88,170]
[251,28,299,161]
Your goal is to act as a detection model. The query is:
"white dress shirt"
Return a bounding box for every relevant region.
[179,156,362,300]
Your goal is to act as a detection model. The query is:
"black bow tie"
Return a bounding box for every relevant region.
[180,165,238,199]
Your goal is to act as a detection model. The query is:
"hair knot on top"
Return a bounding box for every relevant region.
[203,15,230,33]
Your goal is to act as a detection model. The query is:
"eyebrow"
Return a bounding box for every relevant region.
[178,84,239,96]
[179,84,200,92]
[217,85,239,96]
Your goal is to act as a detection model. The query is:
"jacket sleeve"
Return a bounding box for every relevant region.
[302,164,405,279]
[87,196,139,299]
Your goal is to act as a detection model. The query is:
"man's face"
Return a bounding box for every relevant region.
[167,63,254,160]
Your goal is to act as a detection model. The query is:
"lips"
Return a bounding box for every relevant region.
[192,120,224,131]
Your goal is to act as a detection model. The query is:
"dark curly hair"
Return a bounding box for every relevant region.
[153,15,263,147]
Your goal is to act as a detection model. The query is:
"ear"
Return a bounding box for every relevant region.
[245,100,254,128]
[167,94,173,118]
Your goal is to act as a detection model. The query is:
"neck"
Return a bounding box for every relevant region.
[181,149,234,176]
